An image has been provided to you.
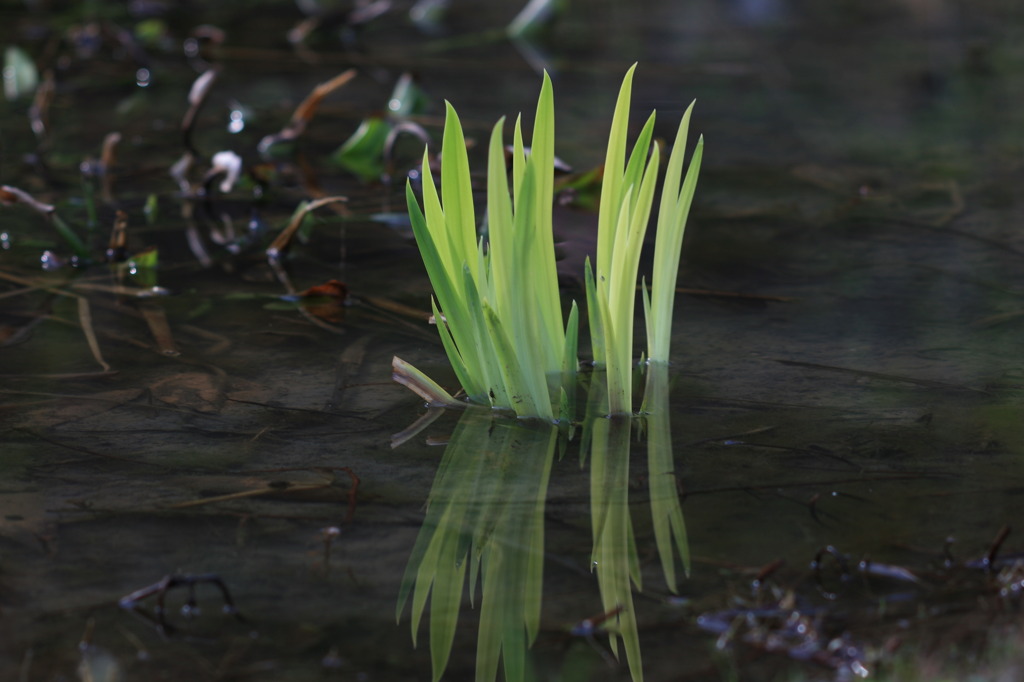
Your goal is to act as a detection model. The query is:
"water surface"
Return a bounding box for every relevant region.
[2,2,1024,680]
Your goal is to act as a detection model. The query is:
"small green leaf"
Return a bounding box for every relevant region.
[129,247,159,269]
[332,116,390,181]
[126,248,159,288]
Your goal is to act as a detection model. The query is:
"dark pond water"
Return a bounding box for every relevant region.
[3,2,1024,681]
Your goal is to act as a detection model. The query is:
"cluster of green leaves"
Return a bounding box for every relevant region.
[402,65,701,419]
[405,72,578,421]
[587,64,703,414]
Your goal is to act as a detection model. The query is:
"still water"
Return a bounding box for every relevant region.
[2,2,1024,680]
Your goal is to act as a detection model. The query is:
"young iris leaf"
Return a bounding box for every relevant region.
[647,102,703,365]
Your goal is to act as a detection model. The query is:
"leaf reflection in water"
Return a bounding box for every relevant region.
[395,363,688,682]
[396,411,556,682]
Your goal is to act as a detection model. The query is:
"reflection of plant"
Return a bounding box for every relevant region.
[396,412,557,682]
[583,363,689,682]
[397,364,689,682]
[588,413,645,679]
[396,65,701,419]
[642,364,690,592]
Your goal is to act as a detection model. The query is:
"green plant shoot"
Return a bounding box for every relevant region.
[402,72,577,421]
[586,63,703,413]
[399,65,701,419]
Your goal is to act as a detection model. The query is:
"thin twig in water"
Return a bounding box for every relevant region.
[99,132,122,204]
[168,482,333,509]
[76,297,111,372]
[258,69,357,154]
[266,197,348,308]
[182,68,218,156]
[359,295,432,322]
[70,282,170,297]
[139,302,180,356]
[29,69,55,145]
[267,196,348,265]
[777,359,988,394]
[390,406,446,449]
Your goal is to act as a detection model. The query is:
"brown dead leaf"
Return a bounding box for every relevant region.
[300,279,348,322]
